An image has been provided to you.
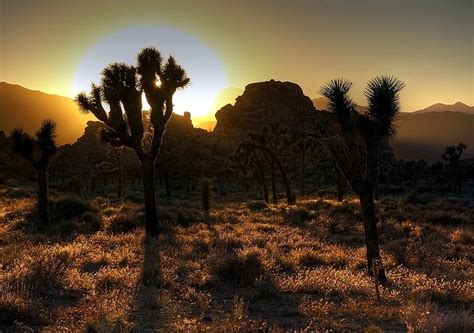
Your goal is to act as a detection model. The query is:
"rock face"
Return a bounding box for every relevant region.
[214,80,328,135]
[50,113,204,178]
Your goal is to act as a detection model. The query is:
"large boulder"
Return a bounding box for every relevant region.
[214,80,331,138]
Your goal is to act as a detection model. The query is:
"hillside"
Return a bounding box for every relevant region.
[0,82,93,145]
[414,101,474,115]
[393,111,474,161]
[311,97,473,161]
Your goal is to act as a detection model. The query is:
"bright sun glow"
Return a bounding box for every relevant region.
[72,25,228,118]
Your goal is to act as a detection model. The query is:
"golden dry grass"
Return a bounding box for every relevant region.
[0,184,473,332]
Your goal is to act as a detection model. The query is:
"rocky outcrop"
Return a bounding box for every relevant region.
[214,80,332,137]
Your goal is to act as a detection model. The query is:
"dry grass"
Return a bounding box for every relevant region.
[0,183,473,331]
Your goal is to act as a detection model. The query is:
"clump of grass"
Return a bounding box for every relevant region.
[85,313,128,333]
[404,190,436,205]
[450,228,473,244]
[47,196,101,234]
[210,248,264,286]
[283,207,311,225]
[176,209,200,227]
[401,300,474,333]
[108,212,142,233]
[246,200,268,211]
[0,293,45,327]
[51,196,92,221]
[425,211,471,225]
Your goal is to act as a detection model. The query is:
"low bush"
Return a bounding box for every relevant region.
[404,190,435,205]
[246,200,268,211]
[283,207,311,225]
[425,211,471,225]
[210,249,264,286]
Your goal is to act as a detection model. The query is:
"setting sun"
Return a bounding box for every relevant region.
[72,25,229,119]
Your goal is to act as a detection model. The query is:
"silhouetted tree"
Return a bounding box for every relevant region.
[320,76,405,284]
[107,148,124,198]
[76,47,189,236]
[236,125,294,204]
[442,142,467,194]
[335,167,346,202]
[201,179,211,222]
[11,120,57,226]
[291,134,319,196]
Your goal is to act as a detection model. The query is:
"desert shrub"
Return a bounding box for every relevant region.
[51,196,92,221]
[450,228,473,244]
[379,184,408,195]
[425,211,471,225]
[124,192,143,203]
[7,188,31,199]
[0,295,44,327]
[210,248,264,286]
[85,314,128,333]
[404,190,435,205]
[176,210,199,227]
[401,300,474,333]
[108,212,142,233]
[317,188,336,198]
[283,207,310,225]
[246,200,268,211]
[50,218,101,235]
[294,249,324,267]
[156,207,175,222]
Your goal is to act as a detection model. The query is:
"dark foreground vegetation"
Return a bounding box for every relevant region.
[0,181,472,331]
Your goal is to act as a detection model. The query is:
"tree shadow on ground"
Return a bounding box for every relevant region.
[129,235,163,332]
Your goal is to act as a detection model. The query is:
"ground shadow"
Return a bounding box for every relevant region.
[129,235,163,332]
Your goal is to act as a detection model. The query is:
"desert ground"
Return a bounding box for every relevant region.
[1,179,472,332]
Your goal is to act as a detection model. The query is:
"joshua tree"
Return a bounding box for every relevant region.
[201,179,211,222]
[106,147,124,198]
[11,120,58,226]
[76,47,189,236]
[235,125,294,204]
[442,142,467,194]
[291,134,319,196]
[320,76,405,284]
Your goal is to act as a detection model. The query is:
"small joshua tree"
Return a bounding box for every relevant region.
[76,47,189,236]
[442,142,467,194]
[11,120,57,226]
[235,124,293,204]
[201,179,211,222]
[320,76,405,284]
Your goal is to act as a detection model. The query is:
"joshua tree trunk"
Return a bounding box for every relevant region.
[164,171,171,198]
[141,159,159,236]
[253,152,269,203]
[270,162,278,204]
[300,162,306,196]
[117,159,122,199]
[359,191,387,285]
[336,168,344,202]
[274,157,293,204]
[37,168,49,226]
[374,178,379,201]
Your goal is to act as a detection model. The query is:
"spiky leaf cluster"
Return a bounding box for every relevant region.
[11,120,57,169]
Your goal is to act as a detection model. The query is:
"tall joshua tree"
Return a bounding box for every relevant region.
[11,120,57,226]
[442,142,467,194]
[320,76,405,284]
[76,47,189,236]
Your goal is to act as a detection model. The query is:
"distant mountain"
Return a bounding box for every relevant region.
[393,111,474,161]
[312,97,368,113]
[414,102,474,115]
[0,82,93,145]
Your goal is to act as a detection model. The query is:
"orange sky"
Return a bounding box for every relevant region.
[1,0,472,119]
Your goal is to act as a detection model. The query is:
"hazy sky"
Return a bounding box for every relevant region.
[1,0,472,118]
